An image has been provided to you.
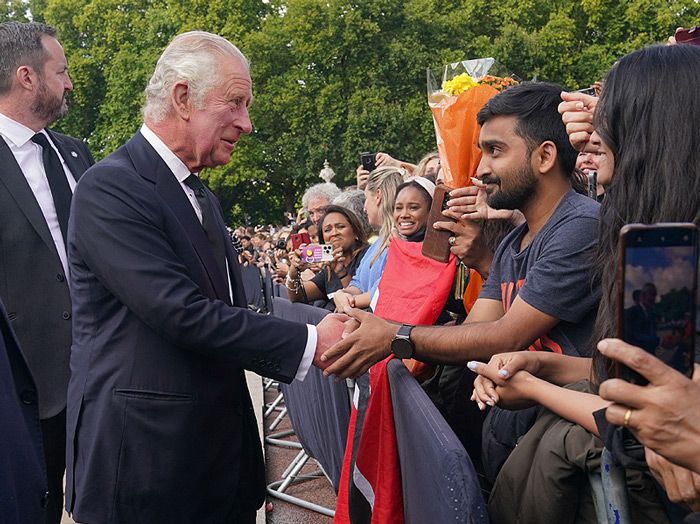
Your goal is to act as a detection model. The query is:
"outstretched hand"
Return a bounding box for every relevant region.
[320,307,398,379]
[313,313,350,370]
[598,338,700,473]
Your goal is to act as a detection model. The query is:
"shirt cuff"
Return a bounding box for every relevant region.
[294,324,317,382]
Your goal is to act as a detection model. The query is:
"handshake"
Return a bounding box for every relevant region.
[311,308,399,377]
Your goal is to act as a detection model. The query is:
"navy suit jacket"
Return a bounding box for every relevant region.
[65,131,309,523]
[0,298,47,524]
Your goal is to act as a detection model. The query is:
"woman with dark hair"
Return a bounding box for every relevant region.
[286,205,368,310]
[470,44,700,522]
[393,177,435,242]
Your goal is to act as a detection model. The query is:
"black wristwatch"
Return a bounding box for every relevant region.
[390,324,416,359]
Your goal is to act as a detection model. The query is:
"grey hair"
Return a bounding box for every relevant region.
[332,189,370,237]
[301,183,341,209]
[0,22,56,95]
[143,30,249,123]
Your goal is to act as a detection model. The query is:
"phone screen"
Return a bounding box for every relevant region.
[618,224,698,383]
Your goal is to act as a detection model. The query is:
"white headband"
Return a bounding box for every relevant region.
[404,176,436,198]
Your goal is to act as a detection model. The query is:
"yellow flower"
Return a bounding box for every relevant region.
[441,72,478,96]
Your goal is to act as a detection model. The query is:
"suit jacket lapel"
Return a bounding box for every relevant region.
[0,139,61,260]
[47,129,91,181]
[125,132,230,303]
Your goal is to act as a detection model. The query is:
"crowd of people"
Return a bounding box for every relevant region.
[1,17,699,524]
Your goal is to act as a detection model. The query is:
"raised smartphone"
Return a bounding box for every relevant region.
[290,232,311,250]
[300,243,333,264]
[616,223,698,384]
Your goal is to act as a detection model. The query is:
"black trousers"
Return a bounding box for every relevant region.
[41,409,66,524]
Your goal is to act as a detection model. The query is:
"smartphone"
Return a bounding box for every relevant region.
[421,184,454,263]
[587,171,597,199]
[675,26,700,46]
[616,223,699,384]
[359,152,377,173]
[300,244,334,264]
[577,86,597,96]
[290,232,311,250]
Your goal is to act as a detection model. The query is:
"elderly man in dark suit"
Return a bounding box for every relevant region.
[65,31,346,523]
[0,21,94,524]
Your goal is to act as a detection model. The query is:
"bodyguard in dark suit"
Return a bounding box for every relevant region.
[0,22,94,524]
[65,31,346,523]
[0,297,47,524]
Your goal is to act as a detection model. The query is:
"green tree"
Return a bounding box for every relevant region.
[14,0,699,225]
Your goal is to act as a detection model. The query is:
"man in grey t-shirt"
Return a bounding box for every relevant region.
[323,81,602,480]
[322,81,601,396]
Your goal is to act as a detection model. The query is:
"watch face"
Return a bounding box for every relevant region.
[391,337,414,359]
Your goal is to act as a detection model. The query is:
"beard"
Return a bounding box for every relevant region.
[31,81,68,125]
[484,165,537,210]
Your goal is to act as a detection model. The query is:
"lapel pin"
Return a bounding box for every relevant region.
[71,151,78,157]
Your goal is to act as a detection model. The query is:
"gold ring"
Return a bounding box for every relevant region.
[623,408,633,428]
[448,236,456,246]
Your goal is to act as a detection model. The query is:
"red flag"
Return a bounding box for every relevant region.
[374,238,456,379]
[335,240,457,523]
[334,357,403,523]
[373,238,456,325]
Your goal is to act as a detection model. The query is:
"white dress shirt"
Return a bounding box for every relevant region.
[140,124,316,381]
[0,112,77,280]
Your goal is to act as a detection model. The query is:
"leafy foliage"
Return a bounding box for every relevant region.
[8,0,699,224]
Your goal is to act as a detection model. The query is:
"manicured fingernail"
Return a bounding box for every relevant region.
[576,102,584,109]
[498,369,508,378]
[320,355,327,361]
[477,401,485,411]
[467,361,477,370]
[597,340,609,351]
[486,400,494,407]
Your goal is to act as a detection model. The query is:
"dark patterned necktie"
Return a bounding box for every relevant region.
[31,133,72,243]
[183,174,228,278]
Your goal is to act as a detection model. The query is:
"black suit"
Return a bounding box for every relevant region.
[66,131,309,523]
[0,128,94,523]
[0,297,48,524]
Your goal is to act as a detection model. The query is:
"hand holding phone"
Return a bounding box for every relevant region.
[616,223,699,384]
[359,152,377,173]
[290,232,311,250]
[300,244,334,263]
[422,185,454,262]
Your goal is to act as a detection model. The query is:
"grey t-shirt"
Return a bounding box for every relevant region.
[480,190,601,481]
[480,189,601,357]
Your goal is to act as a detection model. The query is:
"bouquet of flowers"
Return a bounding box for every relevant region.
[428,58,517,188]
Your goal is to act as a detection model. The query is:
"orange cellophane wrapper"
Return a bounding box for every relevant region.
[430,84,498,189]
[463,268,484,313]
